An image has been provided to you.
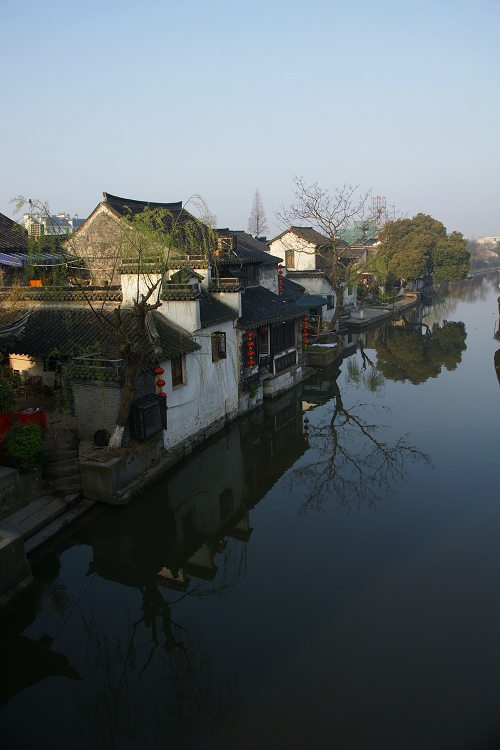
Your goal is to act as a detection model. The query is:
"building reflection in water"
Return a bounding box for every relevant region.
[0,313,452,746]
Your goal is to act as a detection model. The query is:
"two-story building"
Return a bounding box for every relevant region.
[267,226,360,319]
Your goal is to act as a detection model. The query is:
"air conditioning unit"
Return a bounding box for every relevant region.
[129,394,167,441]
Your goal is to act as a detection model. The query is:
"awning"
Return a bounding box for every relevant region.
[0,252,71,268]
[0,253,23,267]
[294,294,329,308]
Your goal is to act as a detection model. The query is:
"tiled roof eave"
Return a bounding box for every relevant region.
[237,309,302,329]
[200,312,237,329]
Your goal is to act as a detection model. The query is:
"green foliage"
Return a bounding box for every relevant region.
[248,382,260,398]
[3,423,43,473]
[0,376,17,413]
[378,213,470,282]
[375,321,467,384]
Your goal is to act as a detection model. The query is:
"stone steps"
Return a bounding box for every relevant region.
[0,493,83,541]
[24,498,95,555]
[44,450,79,464]
[46,463,78,479]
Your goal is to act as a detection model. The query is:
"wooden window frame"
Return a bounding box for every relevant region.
[285,249,295,269]
[171,354,185,387]
[211,332,227,362]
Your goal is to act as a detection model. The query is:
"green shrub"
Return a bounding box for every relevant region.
[4,423,43,473]
[0,377,17,414]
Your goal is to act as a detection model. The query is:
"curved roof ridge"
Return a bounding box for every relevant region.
[103,193,183,213]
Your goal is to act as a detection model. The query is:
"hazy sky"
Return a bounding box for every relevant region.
[2,0,498,238]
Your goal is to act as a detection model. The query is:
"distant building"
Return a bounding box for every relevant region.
[23,212,84,237]
[477,236,500,245]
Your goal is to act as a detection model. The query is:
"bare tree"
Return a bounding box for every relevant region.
[247,188,269,237]
[276,177,390,327]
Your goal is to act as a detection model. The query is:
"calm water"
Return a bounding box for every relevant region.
[1,274,500,750]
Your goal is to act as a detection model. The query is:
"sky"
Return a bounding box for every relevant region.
[1,0,499,238]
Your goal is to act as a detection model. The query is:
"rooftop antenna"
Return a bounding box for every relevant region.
[371,196,387,226]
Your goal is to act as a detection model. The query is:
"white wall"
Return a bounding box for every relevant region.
[210,290,242,316]
[159,298,201,333]
[161,318,239,449]
[121,274,161,306]
[269,233,317,271]
[260,264,279,294]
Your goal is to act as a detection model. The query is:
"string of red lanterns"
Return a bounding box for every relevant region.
[302,316,309,347]
[154,366,167,401]
[278,264,284,295]
[246,332,256,368]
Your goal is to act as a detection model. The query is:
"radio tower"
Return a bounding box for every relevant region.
[371,196,387,226]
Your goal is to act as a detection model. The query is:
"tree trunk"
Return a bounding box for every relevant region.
[107,347,147,450]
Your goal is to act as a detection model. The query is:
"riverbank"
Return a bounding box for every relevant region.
[342,293,420,331]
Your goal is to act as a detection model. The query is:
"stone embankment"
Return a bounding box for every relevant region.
[341,294,420,331]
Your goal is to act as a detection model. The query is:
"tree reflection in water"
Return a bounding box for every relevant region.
[373,319,467,385]
[75,553,241,749]
[294,370,432,514]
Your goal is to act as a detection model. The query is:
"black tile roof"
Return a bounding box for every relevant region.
[286,270,326,279]
[199,291,238,328]
[103,193,183,217]
[239,286,303,329]
[270,226,330,247]
[99,193,214,253]
[0,213,28,252]
[281,276,305,300]
[215,230,280,265]
[6,308,199,361]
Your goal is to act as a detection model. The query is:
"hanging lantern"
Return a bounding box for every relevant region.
[156,378,166,388]
[247,332,254,340]
[154,367,164,375]
[158,391,167,398]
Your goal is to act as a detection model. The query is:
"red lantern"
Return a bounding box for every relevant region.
[303,317,309,322]
[154,367,165,375]
[158,391,167,398]
[156,379,166,387]
[247,332,254,339]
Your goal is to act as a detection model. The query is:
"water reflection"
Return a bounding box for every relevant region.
[289,363,432,514]
[423,271,499,325]
[1,302,466,747]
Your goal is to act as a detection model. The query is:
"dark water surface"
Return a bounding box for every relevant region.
[1,274,500,750]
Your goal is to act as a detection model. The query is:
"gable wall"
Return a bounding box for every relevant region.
[269,234,317,271]
[67,204,124,285]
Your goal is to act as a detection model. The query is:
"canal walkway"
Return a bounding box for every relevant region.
[342,293,420,330]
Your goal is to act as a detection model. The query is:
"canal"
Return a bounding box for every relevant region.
[1,273,499,750]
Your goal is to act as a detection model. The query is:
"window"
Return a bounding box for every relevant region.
[219,488,234,520]
[211,332,227,362]
[258,328,269,355]
[327,294,335,311]
[171,355,185,387]
[244,264,260,287]
[272,321,295,355]
[285,249,295,268]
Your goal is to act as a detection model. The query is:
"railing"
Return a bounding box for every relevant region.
[0,285,123,302]
[274,350,297,374]
[69,357,124,381]
[161,282,201,300]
